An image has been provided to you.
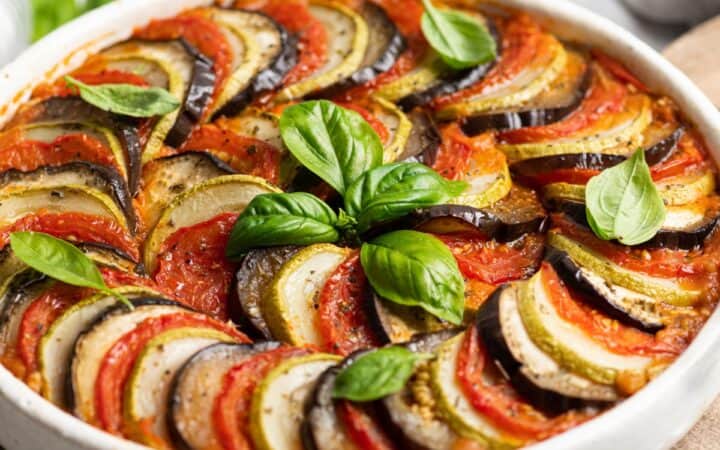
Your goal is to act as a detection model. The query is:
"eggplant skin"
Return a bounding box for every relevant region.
[398,110,441,167]
[555,199,718,251]
[165,39,216,148]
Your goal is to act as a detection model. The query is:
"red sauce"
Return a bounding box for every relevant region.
[434,124,505,183]
[337,401,397,450]
[153,213,239,320]
[32,70,149,101]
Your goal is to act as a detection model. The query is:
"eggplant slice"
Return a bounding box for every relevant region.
[477,285,618,416]
[0,270,53,356]
[168,341,282,450]
[367,292,450,344]
[397,109,441,166]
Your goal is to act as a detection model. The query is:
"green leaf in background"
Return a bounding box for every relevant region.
[9,232,133,309]
[360,230,465,325]
[65,76,181,118]
[420,0,497,70]
[332,347,432,402]
[226,192,340,260]
[585,149,666,246]
[31,0,114,42]
[345,162,468,233]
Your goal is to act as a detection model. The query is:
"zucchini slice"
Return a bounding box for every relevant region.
[517,269,653,385]
[431,333,522,449]
[376,53,446,103]
[477,285,618,416]
[101,39,211,161]
[38,287,163,407]
[277,1,369,101]
[0,162,137,233]
[124,327,237,446]
[143,174,280,273]
[264,244,351,346]
[69,298,186,421]
[249,353,341,450]
[168,341,283,450]
[548,232,702,307]
[452,160,512,209]
[218,107,283,149]
[367,98,413,162]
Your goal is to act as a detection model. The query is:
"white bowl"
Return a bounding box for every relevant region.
[1,0,719,449]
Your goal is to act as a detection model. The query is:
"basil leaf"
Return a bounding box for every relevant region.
[585,149,666,246]
[361,230,464,325]
[332,347,432,401]
[345,162,468,233]
[226,192,340,260]
[279,100,383,195]
[420,0,497,70]
[64,76,181,118]
[9,232,132,308]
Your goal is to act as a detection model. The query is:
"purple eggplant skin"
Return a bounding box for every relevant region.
[476,286,605,416]
[0,161,138,234]
[75,241,145,275]
[212,17,299,119]
[397,110,441,167]
[544,248,664,332]
[366,292,437,345]
[165,39,216,148]
[555,199,719,251]
[168,341,282,450]
[511,127,685,180]
[396,21,501,112]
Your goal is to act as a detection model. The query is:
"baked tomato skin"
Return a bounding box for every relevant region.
[317,251,383,356]
[337,401,397,450]
[591,49,649,92]
[457,327,591,441]
[32,70,149,101]
[153,213,239,321]
[434,124,505,184]
[94,312,248,435]
[181,125,281,185]
[213,346,311,450]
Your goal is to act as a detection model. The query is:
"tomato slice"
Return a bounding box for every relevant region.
[214,346,311,450]
[438,233,544,285]
[591,49,649,92]
[32,70,149,101]
[541,263,681,357]
[235,0,327,87]
[95,312,248,435]
[0,213,139,261]
[457,327,591,441]
[336,401,397,450]
[317,251,383,356]
[181,124,281,184]
[0,132,123,175]
[153,213,239,321]
[434,124,506,186]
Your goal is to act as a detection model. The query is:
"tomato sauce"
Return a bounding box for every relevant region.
[153,213,239,320]
[434,124,505,183]
[337,401,397,450]
[32,70,149,101]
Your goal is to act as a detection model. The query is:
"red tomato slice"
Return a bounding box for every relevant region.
[591,49,649,92]
[181,124,281,184]
[32,70,149,101]
[541,263,681,357]
[0,132,123,175]
[438,233,544,285]
[214,346,311,450]
[235,0,327,87]
[153,213,239,321]
[336,401,397,450]
[95,312,248,435]
[457,327,591,441]
[0,213,139,261]
[317,251,383,356]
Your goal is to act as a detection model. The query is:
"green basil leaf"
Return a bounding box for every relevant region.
[345,162,468,233]
[226,192,340,260]
[332,347,432,401]
[9,232,132,308]
[420,0,497,70]
[585,149,666,246]
[64,76,181,118]
[279,100,383,195]
[361,230,464,325]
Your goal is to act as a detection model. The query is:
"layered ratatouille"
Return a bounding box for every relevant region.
[0,0,717,449]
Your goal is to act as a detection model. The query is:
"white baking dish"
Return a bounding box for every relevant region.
[0,0,719,449]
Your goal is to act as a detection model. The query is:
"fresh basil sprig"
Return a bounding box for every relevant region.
[332,347,432,402]
[226,192,340,260]
[585,149,666,246]
[420,0,497,70]
[361,230,465,325]
[9,232,133,309]
[345,162,468,233]
[279,100,383,195]
[65,76,181,118]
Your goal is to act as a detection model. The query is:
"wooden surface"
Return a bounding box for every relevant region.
[664,16,720,450]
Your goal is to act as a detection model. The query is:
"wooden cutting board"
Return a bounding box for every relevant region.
[664,15,720,450]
